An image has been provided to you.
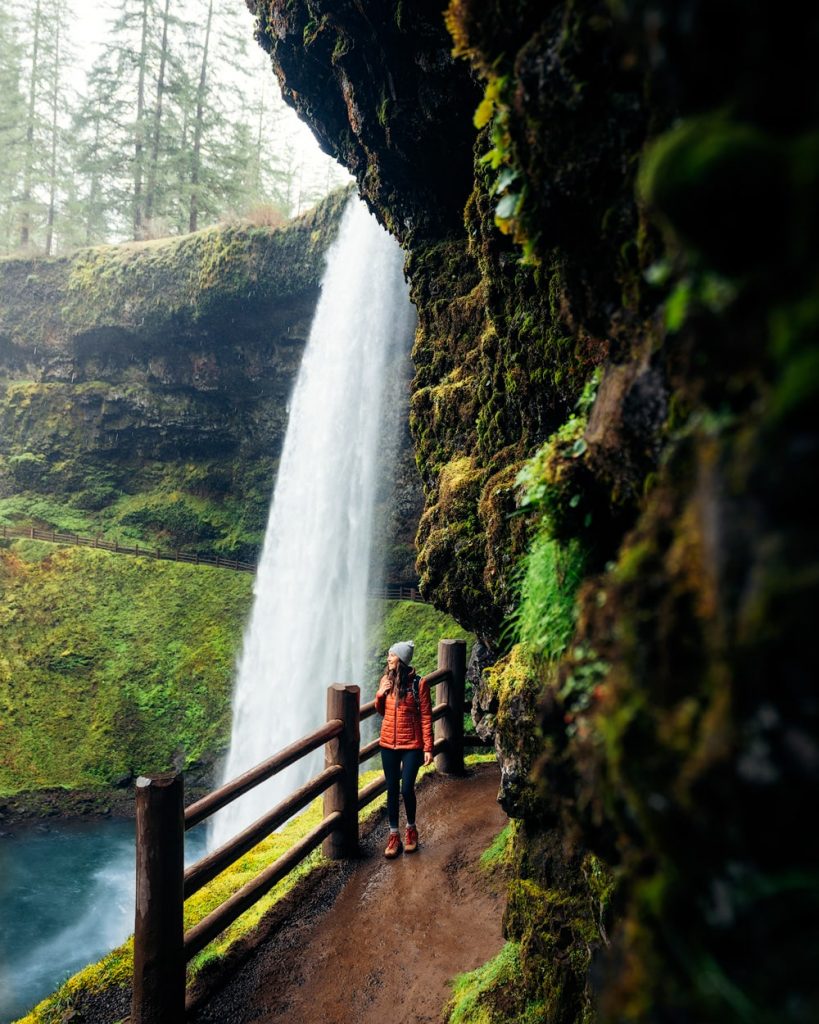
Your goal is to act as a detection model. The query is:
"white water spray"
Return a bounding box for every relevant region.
[210,197,415,847]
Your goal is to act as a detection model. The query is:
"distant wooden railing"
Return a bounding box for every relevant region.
[0,524,256,571]
[0,525,426,599]
[132,639,490,1024]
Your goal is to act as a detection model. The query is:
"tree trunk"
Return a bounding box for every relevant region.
[188,0,213,234]
[253,80,266,199]
[133,0,150,239]
[85,101,102,246]
[45,12,61,256]
[145,0,170,227]
[20,0,42,249]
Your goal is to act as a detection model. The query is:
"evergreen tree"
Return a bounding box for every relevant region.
[44,5,76,254]
[19,0,45,249]
[188,0,213,233]
[0,0,76,254]
[71,51,133,245]
[0,0,350,251]
[0,6,27,253]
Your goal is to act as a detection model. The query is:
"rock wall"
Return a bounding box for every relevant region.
[250,1,818,1020]
[0,191,423,576]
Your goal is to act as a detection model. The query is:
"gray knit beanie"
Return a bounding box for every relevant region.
[388,640,415,665]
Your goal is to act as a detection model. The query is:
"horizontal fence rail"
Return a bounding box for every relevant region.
[184,812,342,959]
[184,764,344,899]
[1,524,257,572]
[0,526,426,600]
[184,719,343,829]
[132,638,480,1024]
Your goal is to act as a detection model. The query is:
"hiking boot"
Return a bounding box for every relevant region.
[384,832,402,858]
[404,825,418,853]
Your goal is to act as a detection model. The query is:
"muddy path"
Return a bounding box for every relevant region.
[190,762,508,1024]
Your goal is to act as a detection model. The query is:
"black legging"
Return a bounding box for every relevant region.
[380,747,424,829]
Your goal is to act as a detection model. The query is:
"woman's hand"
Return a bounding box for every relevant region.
[377,675,392,697]
[423,751,433,766]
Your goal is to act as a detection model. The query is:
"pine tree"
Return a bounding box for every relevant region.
[1,0,76,254]
[0,6,27,253]
[71,53,132,245]
[18,0,46,249]
[0,0,351,251]
[44,4,75,255]
[188,0,213,233]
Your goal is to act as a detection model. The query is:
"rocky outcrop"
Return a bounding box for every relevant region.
[0,195,345,557]
[250,1,819,1021]
[0,190,422,572]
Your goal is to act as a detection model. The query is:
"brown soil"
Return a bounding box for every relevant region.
[190,762,508,1024]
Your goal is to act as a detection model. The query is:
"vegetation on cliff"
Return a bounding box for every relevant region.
[0,542,251,795]
[0,536,468,800]
[0,191,350,562]
[251,1,819,1021]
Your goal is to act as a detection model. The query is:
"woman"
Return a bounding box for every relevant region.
[375,639,434,858]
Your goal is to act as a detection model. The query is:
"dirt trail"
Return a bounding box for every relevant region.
[191,763,507,1024]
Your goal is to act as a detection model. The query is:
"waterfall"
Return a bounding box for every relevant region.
[210,196,415,847]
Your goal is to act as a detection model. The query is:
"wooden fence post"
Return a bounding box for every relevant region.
[133,773,185,1024]
[434,639,466,775]
[322,684,360,859]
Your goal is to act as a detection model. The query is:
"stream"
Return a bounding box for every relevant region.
[0,818,207,1023]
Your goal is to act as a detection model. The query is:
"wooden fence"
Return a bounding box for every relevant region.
[0,524,256,571]
[132,639,489,1024]
[0,525,426,600]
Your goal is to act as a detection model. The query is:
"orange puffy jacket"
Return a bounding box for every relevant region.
[376,673,434,753]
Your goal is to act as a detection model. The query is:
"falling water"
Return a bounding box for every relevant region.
[210,196,415,847]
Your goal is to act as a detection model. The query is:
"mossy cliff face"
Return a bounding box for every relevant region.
[1,191,421,565]
[0,541,252,799]
[251,1,819,1021]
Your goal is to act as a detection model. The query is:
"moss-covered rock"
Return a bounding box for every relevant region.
[0,194,350,558]
[247,1,819,1021]
[0,190,425,570]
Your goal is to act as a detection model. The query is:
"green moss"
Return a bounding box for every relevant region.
[480,645,546,816]
[638,117,790,276]
[479,821,516,872]
[0,494,100,535]
[0,544,253,793]
[0,188,348,351]
[446,942,545,1024]
[509,534,586,659]
[0,459,273,561]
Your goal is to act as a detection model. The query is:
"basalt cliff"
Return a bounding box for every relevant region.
[0,192,422,582]
[249,1,819,1020]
